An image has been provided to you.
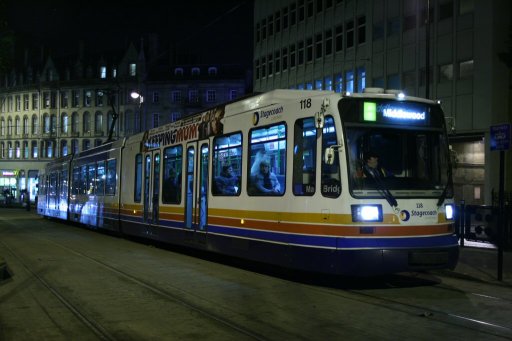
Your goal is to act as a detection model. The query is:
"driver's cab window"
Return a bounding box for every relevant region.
[321,116,341,198]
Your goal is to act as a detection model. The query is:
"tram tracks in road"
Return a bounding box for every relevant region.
[302,272,512,340]
[2,211,511,339]
[0,220,269,340]
[0,239,117,341]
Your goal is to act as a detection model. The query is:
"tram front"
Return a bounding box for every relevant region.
[332,90,459,274]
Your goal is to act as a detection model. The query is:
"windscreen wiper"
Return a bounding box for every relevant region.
[437,167,453,207]
[366,171,398,209]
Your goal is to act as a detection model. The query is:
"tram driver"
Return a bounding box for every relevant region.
[355,151,393,179]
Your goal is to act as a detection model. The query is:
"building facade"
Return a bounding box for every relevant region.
[253,0,511,205]
[0,42,247,204]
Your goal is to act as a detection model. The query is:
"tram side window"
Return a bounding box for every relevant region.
[72,167,80,195]
[321,116,341,198]
[96,161,106,195]
[79,165,87,194]
[49,173,57,197]
[293,117,316,196]
[134,154,142,202]
[87,163,96,195]
[162,145,183,204]
[248,123,286,196]
[212,132,242,196]
[60,170,68,202]
[105,159,116,195]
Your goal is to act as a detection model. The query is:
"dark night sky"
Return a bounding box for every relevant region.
[6,0,254,65]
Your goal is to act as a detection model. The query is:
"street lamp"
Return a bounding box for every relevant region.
[130,91,144,132]
[130,91,144,103]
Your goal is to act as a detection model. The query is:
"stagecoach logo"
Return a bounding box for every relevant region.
[400,208,437,221]
[400,210,411,222]
[253,111,259,126]
[253,106,284,126]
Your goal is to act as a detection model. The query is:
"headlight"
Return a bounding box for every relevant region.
[445,204,454,220]
[351,204,383,222]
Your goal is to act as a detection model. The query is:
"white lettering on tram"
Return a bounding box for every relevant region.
[382,108,425,121]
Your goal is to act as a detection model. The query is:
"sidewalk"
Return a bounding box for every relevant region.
[449,240,512,286]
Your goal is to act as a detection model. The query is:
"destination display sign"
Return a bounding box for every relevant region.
[363,101,429,126]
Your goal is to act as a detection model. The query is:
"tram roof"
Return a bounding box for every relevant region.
[224,89,335,117]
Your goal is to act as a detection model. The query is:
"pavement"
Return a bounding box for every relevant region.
[446,240,512,286]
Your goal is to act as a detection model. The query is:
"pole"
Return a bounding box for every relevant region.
[425,0,430,99]
[460,200,465,247]
[497,150,504,281]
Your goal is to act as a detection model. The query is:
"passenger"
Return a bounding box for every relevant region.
[253,160,281,194]
[215,164,239,195]
[356,151,393,178]
[163,167,179,202]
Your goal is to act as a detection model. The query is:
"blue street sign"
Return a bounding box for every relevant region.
[490,123,511,151]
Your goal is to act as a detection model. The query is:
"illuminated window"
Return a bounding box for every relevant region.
[174,68,184,76]
[23,116,29,135]
[191,67,200,76]
[325,76,333,91]
[15,116,20,135]
[31,141,38,158]
[100,66,107,79]
[61,140,68,156]
[357,67,366,92]
[61,113,69,134]
[459,60,474,79]
[208,67,217,76]
[346,70,354,92]
[439,64,454,82]
[129,63,136,76]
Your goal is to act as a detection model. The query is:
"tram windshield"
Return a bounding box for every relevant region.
[340,97,452,199]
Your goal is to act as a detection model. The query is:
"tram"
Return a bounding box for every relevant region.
[38,89,459,276]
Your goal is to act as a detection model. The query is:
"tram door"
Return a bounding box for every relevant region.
[143,151,161,225]
[184,142,209,233]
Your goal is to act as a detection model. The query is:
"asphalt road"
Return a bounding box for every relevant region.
[1,209,511,340]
